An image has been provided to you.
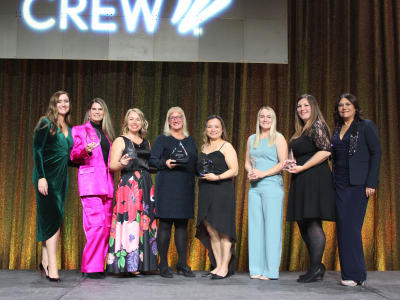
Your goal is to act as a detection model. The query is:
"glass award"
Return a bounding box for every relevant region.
[250,157,257,169]
[170,141,189,164]
[85,129,101,146]
[283,149,295,171]
[127,141,138,160]
[201,158,214,176]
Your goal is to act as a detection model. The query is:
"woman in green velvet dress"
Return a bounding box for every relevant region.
[32,91,73,282]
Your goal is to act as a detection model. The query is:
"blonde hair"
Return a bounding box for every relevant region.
[83,98,116,142]
[290,94,329,141]
[163,107,189,137]
[121,108,148,138]
[202,115,229,145]
[253,107,277,148]
[36,91,73,135]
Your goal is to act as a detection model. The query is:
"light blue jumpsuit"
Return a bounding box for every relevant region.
[248,133,284,279]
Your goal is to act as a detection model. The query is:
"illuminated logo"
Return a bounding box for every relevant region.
[21,0,232,35]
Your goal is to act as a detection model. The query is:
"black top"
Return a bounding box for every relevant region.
[331,119,382,188]
[120,136,150,172]
[149,134,198,219]
[332,123,352,177]
[91,121,110,164]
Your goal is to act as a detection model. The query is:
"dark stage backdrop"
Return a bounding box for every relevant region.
[0,0,399,271]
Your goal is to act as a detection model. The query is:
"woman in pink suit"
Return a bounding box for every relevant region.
[71,98,116,279]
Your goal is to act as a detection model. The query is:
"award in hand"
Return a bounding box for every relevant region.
[250,157,257,170]
[200,158,214,176]
[85,129,101,146]
[127,141,138,160]
[283,149,296,170]
[170,141,189,164]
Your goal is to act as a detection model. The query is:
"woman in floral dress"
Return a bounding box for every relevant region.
[106,108,158,275]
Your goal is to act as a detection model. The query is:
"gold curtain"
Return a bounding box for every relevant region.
[0,0,399,271]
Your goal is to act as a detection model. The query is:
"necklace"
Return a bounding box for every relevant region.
[171,132,184,140]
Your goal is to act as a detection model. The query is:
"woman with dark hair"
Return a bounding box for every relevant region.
[331,93,381,286]
[196,115,238,279]
[149,107,198,278]
[284,94,335,283]
[71,98,116,279]
[33,91,73,282]
[106,108,158,276]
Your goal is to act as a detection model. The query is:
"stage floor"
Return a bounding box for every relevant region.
[1,270,399,300]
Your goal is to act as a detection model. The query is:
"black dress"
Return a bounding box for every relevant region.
[196,147,236,275]
[332,123,368,282]
[149,134,198,219]
[286,121,335,221]
[106,137,158,273]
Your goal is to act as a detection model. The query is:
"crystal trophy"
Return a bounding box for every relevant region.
[250,157,257,169]
[85,128,101,146]
[170,141,189,164]
[127,140,138,160]
[284,149,295,170]
[201,159,214,176]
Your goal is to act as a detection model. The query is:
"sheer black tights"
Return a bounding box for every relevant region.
[157,218,189,269]
[297,219,326,270]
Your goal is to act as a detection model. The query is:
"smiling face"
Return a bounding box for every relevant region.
[88,102,104,124]
[259,108,272,131]
[168,111,183,131]
[206,118,223,141]
[338,97,356,121]
[297,98,311,123]
[57,94,70,117]
[127,111,142,134]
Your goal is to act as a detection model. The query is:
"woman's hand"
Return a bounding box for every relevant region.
[85,142,97,154]
[287,165,305,174]
[166,159,178,169]
[38,178,48,196]
[120,154,132,166]
[248,169,264,181]
[366,187,376,197]
[283,159,297,170]
[202,173,219,181]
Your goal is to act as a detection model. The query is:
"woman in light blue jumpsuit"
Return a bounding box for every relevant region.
[245,107,287,280]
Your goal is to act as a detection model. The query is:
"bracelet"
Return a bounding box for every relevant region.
[218,175,221,181]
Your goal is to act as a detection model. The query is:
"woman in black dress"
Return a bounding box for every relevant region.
[196,115,238,279]
[331,94,381,286]
[285,94,335,283]
[106,108,158,276]
[149,107,198,278]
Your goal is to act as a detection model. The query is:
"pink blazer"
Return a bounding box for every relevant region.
[71,121,114,198]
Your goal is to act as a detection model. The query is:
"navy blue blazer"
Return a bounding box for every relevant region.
[332,119,382,189]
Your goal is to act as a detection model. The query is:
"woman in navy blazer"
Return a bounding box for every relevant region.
[331,93,381,286]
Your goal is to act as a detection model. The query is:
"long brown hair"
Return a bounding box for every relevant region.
[36,91,72,135]
[202,115,229,145]
[290,94,329,141]
[83,98,116,142]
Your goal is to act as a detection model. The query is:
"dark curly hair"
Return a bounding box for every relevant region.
[334,93,364,129]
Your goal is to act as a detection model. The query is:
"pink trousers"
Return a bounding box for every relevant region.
[81,195,113,273]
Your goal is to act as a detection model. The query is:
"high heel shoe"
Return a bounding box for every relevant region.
[39,263,49,279]
[297,266,325,283]
[47,266,61,282]
[176,263,196,277]
[298,263,325,279]
[159,264,173,278]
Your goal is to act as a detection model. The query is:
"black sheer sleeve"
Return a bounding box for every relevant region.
[308,121,331,151]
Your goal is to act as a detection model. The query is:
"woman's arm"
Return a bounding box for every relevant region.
[288,150,331,174]
[202,143,238,181]
[364,120,382,189]
[33,120,50,195]
[70,127,97,164]
[250,134,288,180]
[244,136,252,174]
[109,137,131,172]
[149,135,169,170]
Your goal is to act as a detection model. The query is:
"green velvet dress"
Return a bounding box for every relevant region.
[32,118,73,242]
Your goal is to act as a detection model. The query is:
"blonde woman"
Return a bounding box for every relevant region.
[285,94,335,283]
[105,108,158,276]
[71,98,115,279]
[245,107,287,280]
[149,107,198,278]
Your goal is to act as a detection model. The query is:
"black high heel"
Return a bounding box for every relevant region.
[159,264,173,278]
[39,263,49,279]
[47,266,61,282]
[299,263,325,279]
[176,263,196,277]
[297,266,325,283]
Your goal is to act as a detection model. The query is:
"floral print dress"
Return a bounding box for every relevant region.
[106,137,158,273]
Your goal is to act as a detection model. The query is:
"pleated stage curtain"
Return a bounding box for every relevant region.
[0,0,399,271]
